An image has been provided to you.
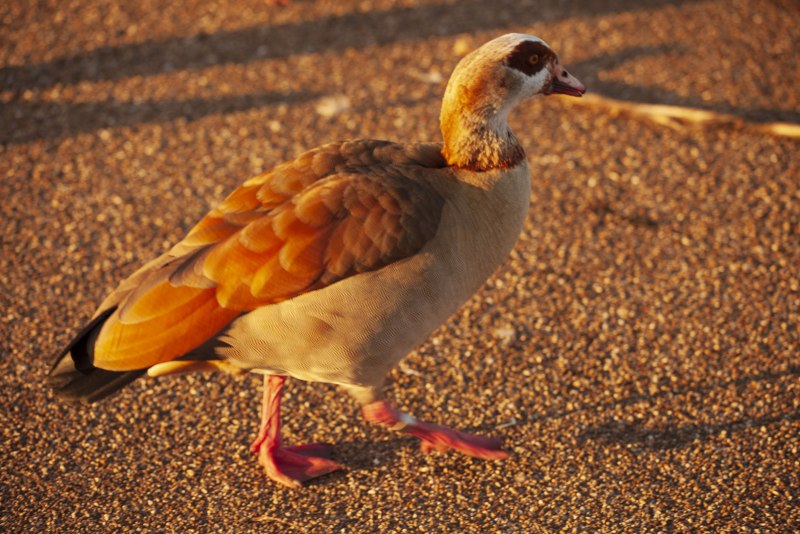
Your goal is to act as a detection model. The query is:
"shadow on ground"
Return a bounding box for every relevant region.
[6,0,796,147]
[574,365,800,450]
[0,91,322,145]
[1,0,699,92]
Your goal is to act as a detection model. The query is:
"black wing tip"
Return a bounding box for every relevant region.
[49,366,147,404]
[48,306,145,404]
[49,308,117,370]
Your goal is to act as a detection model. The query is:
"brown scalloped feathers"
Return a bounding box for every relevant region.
[93,141,446,371]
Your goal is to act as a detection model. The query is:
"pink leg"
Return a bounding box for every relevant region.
[250,375,343,488]
[362,400,509,460]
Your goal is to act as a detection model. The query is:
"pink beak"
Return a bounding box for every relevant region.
[548,62,586,97]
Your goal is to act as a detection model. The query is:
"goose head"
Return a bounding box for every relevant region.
[440,34,585,171]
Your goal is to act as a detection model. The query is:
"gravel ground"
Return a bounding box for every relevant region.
[2,0,799,532]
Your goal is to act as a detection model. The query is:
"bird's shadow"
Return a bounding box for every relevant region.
[569,365,800,450]
[298,366,800,485]
[314,364,800,488]
[578,411,800,450]
[293,424,510,488]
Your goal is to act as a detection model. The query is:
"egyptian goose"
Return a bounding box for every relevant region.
[50,33,585,488]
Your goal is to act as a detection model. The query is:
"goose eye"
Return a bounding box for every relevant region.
[529,54,539,65]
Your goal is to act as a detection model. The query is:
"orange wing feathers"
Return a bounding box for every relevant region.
[94,288,239,369]
[92,142,445,371]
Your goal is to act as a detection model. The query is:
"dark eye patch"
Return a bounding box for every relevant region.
[506,41,555,76]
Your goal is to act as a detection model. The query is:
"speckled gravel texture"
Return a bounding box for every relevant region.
[2,0,799,532]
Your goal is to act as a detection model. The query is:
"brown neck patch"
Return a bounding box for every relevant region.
[443,126,526,172]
